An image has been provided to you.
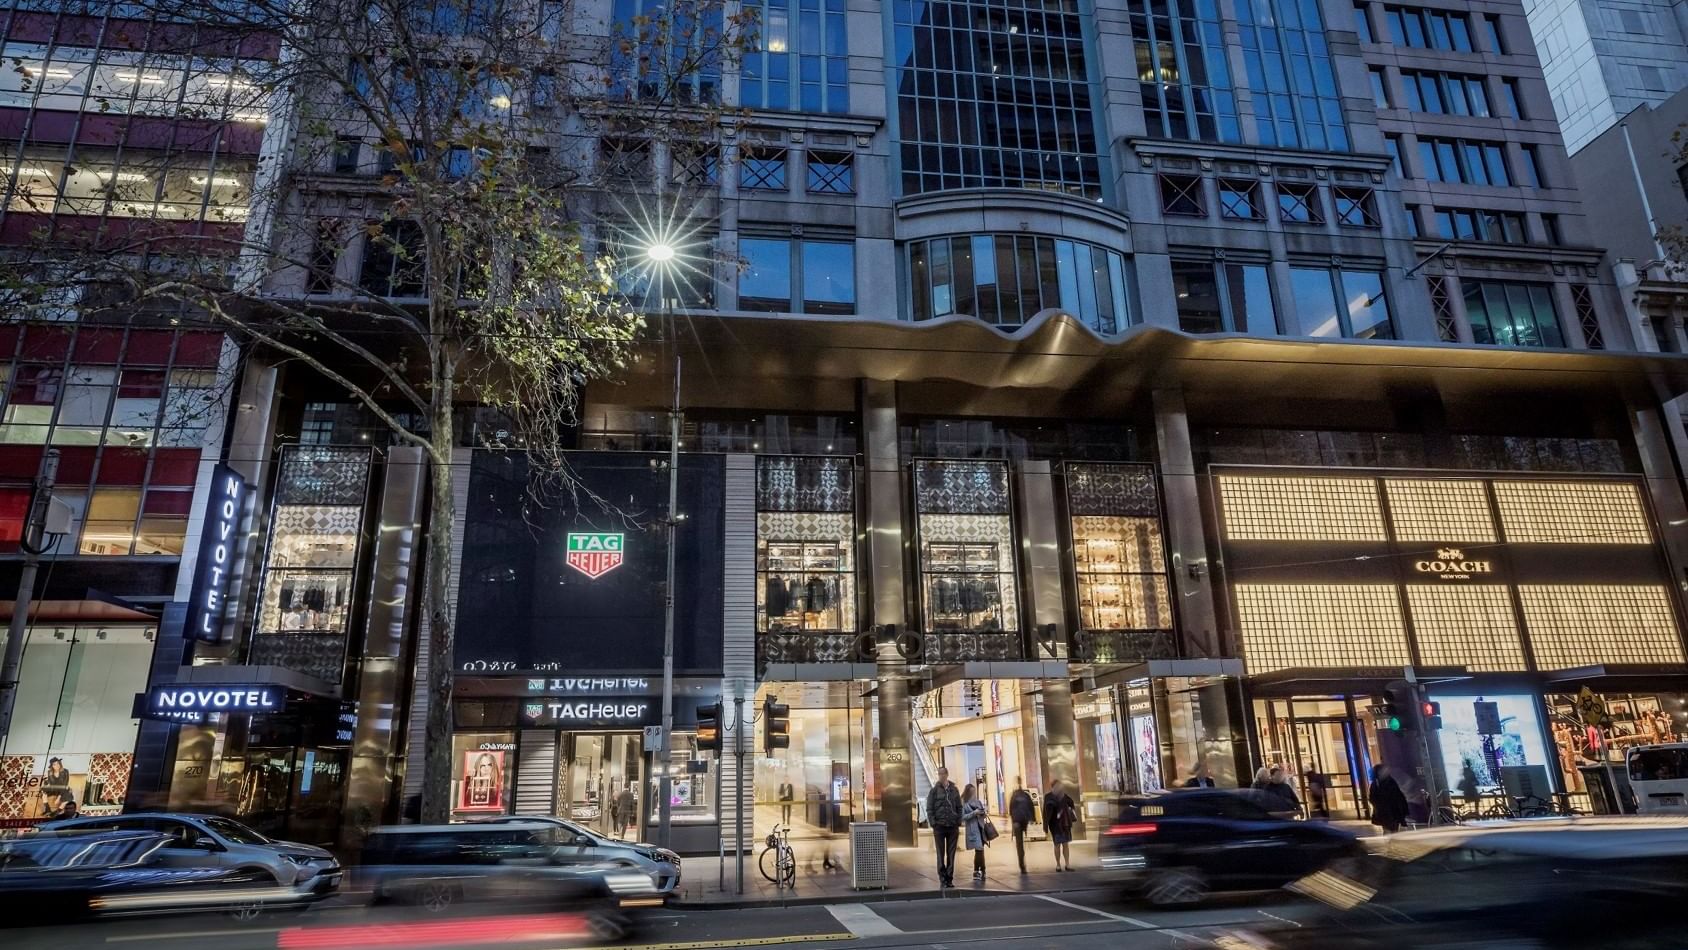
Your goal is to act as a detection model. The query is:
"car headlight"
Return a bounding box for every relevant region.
[278,853,302,865]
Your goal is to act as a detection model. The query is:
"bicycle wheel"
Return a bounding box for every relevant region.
[759,846,781,884]
[778,845,797,887]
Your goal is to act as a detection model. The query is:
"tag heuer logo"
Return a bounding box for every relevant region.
[566,532,626,579]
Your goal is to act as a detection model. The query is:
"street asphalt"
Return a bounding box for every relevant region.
[3,887,1321,950]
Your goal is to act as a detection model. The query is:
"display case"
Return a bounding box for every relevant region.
[759,539,855,632]
[922,541,1008,631]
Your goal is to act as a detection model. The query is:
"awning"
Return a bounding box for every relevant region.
[0,599,158,624]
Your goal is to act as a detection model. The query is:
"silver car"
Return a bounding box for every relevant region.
[477,815,682,894]
[38,813,341,900]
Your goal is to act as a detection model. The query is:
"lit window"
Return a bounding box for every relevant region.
[1491,481,1650,544]
[1519,585,1683,669]
[1235,584,1411,674]
[1218,474,1386,541]
[1382,478,1496,542]
[1406,586,1526,671]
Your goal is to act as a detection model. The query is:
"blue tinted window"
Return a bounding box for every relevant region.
[739,238,792,311]
[802,241,855,315]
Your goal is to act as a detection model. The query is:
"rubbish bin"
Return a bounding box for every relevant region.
[850,821,887,890]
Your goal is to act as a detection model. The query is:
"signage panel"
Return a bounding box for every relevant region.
[566,532,625,579]
[185,464,247,642]
[520,697,658,728]
[144,683,286,718]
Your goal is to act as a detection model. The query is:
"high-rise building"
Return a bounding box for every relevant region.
[1516,0,1688,154]
[12,0,1688,852]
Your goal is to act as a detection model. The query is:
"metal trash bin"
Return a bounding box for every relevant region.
[850,821,888,890]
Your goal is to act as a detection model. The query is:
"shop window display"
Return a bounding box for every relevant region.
[451,733,515,817]
[914,460,1019,639]
[647,733,716,827]
[1547,692,1688,797]
[0,624,150,822]
[1432,694,1551,801]
[758,535,854,633]
[1072,517,1170,630]
[755,457,859,664]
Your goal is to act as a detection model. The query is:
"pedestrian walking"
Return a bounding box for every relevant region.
[1043,779,1077,872]
[1250,765,1273,790]
[961,784,989,882]
[1008,777,1035,874]
[1264,766,1301,816]
[927,766,963,888]
[778,779,795,826]
[1305,769,1330,819]
[614,785,636,839]
[1368,764,1410,834]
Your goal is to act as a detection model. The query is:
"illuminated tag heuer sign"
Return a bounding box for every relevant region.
[566,532,625,579]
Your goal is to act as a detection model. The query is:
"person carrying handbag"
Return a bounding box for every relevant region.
[961,784,992,883]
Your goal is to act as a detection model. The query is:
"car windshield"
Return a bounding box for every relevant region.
[200,816,273,845]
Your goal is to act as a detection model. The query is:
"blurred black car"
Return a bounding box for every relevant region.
[0,830,299,925]
[357,822,660,939]
[1213,818,1688,950]
[1096,789,1360,905]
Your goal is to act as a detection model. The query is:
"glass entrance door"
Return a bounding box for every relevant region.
[1293,719,1367,819]
[556,732,643,838]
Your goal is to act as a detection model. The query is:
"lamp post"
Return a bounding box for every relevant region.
[645,241,679,850]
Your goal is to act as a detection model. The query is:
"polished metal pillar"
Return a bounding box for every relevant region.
[1038,676,1081,831]
[1152,386,1223,658]
[1015,460,1066,659]
[862,379,915,846]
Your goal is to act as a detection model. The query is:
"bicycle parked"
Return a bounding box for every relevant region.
[759,823,796,888]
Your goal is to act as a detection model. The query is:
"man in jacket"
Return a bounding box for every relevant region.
[927,766,963,888]
[1007,777,1035,874]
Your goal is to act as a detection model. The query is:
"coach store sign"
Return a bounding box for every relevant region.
[1413,548,1494,580]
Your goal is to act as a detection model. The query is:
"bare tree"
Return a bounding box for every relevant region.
[0,0,748,822]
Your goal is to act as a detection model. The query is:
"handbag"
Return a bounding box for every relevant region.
[980,815,1000,843]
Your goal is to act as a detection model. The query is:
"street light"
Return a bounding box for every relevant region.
[641,237,682,852]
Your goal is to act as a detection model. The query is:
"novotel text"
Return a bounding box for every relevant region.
[149,685,284,714]
[186,465,246,642]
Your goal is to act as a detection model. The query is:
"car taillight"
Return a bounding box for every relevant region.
[1105,822,1157,836]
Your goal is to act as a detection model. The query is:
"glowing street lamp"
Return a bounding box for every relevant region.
[645,242,676,264]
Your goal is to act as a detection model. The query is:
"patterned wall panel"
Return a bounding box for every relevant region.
[1404,585,1526,671]
[276,445,372,505]
[1066,463,1158,517]
[1493,481,1652,544]
[756,456,854,512]
[1383,479,1497,543]
[1518,584,1684,668]
[1218,475,1386,541]
[914,460,1011,514]
[1234,584,1410,673]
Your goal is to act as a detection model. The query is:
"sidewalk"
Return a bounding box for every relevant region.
[671,833,1102,907]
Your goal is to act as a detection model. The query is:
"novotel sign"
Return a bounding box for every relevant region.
[145,684,286,717]
[185,463,247,642]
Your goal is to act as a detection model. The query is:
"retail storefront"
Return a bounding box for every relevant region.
[451,451,726,852]
[1215,467,1688,805]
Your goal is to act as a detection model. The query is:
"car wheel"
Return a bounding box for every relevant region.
[227,899,266,922]
[1146,868,1208,906]
[414,881,460,912]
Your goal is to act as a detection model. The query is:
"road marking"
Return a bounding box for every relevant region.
[598,933,854,950]
[1033,893,1154,928]
[827,903,902,937]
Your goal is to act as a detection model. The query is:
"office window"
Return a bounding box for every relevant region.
[740,0,848,114]
[307,220,345,294]
[601,138,652,184]
[359,220,426,298]
[1131,0,1242,143]
[1518,145,1543,188]
[1542,213,1563,245]
[1419,137,1509,185]
[1290,265,1392,339]
[1384,135,1404,176]
[1219,179,1262,220]
[1499,77,1524,118]
[894,0,1101,197]
[805,150,853,194]
[1224,262,1277,333]
[1428,275,1457,341]
[1570,284,1604,349]
[1434,207,1525,243]
[739,238,855,315]
[610,0,722,103]
[1401,71,1488,116]
[1370,67,1390,107]
[739,146,788,190]
[1161,174,1206,216]
[1173,261,1223,333]
[1353,3,1373,41]
[1462,279,1564,347]
[1277,182,1323,224]
[1482,13,1505,53]
[1237,0,1349,151]
[1405,204,1422,237]
[674,144,720,187]
[1384,5,1472,50]
[333,137,361,173]
[906,234,1130,334]
[1333,187,1379,228]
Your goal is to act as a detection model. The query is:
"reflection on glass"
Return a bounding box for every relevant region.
[1290,267,1340,337]
[1342,270,1394,339]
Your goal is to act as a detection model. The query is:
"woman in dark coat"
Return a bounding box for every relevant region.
[1369,764,1410,833]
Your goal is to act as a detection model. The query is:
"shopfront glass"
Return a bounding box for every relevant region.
[0,623,150,826]
[1252,696,1384,819]
[647,731,716,831]
[914,679,1033,822]
[1433,693,1553,804]
[1545,691,1688,799]
[756,684,871,855]
[913,462,1020,656]
[451,731,516,819]
[1161,676,1244,788]
[558,732,643,835]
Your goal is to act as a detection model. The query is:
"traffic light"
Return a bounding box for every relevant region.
[763,696,790,754]
[697,702,721,751]
[1421,701,1443,731]
[1380,702,1404,731]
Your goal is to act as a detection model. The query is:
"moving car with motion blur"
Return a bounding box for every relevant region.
[475,814,681,894]
[39,812,341,900]
[0,830,307,925]
[357,821,660,939]
[1214,818,1688,949]
[1097,789,1360,905]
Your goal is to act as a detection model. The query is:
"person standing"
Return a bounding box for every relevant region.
[927,766,963,888]
[1305,769,1330,819]
[614,785,637,839]
[1368,764,1410,833]
[1183,762,1216,788]
[961,784,989,883]
[778,778,795,826]
[1264,766,1301,816]
[1008,777,1035,874]
[1043,779,1077,872]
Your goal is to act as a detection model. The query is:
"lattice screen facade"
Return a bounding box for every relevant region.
[1217,474,1386,541]
[1517,585,1685,668]
[1382,478,1496,543]
[1492,481,1651,544]
[1404,585,1527,671]
[1234,584,1411,673]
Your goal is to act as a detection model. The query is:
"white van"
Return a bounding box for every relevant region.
[1626,743,1688,814]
